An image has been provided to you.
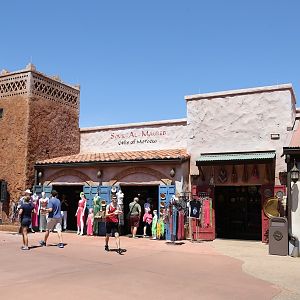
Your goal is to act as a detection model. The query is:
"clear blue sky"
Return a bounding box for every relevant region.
[1,1,299,127]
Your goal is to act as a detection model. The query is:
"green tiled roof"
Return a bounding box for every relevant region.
[197,151,276,162]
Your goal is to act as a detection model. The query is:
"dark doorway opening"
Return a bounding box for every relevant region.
[53,185,83,231]
[121,185,158,236]
[215,186,261,240]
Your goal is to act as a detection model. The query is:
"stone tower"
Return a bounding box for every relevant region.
[0,64,80,221]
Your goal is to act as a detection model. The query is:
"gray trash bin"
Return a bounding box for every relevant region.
[269,217,288,256]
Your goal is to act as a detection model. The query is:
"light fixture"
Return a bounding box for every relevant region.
[291,159,300,183]
[96,170,102,178]
[170,168,176,178]
[38,171,43,179]
[271,133,280,140]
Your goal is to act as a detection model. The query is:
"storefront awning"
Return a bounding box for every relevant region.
[196,151,276,166]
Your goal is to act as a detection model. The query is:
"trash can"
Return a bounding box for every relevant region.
[269,217,288,256]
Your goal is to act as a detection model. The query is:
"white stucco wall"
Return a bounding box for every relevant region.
[186,85,296,183]
[291,168,300,240]
[80,119,187,153]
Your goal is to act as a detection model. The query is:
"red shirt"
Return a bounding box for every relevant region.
[106,203,119,223]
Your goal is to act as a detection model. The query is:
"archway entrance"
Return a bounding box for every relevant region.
[52,185,83,231]
[215,186,262,240]
[121,185,158,236]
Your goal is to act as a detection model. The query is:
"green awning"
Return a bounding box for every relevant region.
[196,151,276,166]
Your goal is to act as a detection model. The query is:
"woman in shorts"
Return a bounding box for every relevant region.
[18,195,35,250]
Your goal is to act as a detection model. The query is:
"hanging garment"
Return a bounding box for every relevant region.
[156,218,165,239]
[189,200,201,219]
[93,196,100,234]
[152,214,158,237]
[32,199,39,227]
[172,207,177,240]
[177,210,185,240]
[86,213,94,235]
[242,165,248,182]
[231,165,238,183]
[169,206,173,237]
[77,198,87,226]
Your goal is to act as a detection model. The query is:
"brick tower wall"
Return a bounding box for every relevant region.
[26,72,80,189]
[0,67,80,221]
[0,73,30,218]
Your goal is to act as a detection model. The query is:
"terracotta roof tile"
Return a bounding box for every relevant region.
[36,149,189,165]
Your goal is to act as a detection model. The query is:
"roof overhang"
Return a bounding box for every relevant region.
[196,151,276,166]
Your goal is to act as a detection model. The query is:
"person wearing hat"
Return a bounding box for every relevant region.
[105,195,123,254]
[18,189,35,233]
[18,195,35,250]
[128,197,141,238]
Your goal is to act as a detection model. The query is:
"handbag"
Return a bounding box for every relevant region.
[126,202,137,220]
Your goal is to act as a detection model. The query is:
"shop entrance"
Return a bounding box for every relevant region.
[121,185,158,236]
[215,186,261,240]
[52,185,83,231]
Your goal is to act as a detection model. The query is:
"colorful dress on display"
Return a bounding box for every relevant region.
[32,196,39,227]
[156,218,165,239]
[77,198,86,226]
[86,213,94,235]
[93,196,100,235]
[152,214,158,237]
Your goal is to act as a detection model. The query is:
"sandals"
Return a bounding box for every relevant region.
[21,246,29,250]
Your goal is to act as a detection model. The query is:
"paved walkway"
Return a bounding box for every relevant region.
[0,231,297,299]
[211,239,300,299]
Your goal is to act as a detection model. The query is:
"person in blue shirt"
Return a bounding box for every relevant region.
[39,190,64,248]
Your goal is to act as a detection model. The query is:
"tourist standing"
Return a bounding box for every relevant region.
[129,197,141,238]
[60,194,69,231]
[18,196,35,250]
[105,195,122,254]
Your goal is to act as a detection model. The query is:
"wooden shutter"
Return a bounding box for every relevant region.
[83,185,92,209]
[99,186,111,205]
[0,181,7,203]
[159,185,175,240]
[43,185,52,199]
[33,185,43,196]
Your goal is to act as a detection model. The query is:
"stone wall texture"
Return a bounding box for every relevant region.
[0,95,29,216]
[186,87,295,184]
[0,68,80,221]
[26,96,80,186]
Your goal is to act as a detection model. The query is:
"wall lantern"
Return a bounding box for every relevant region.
[37,171,43,179]
[170,168,176,178]
[291,160,300,183]
[97,170,102,178]
[96,170,102,178]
